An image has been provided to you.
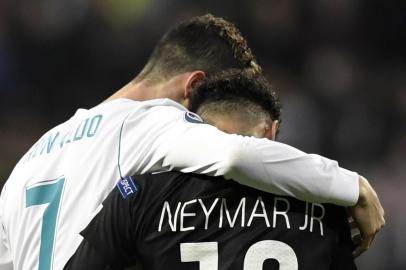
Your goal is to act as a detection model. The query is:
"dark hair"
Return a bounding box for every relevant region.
[189,70,281,122]
[135,14,261,83]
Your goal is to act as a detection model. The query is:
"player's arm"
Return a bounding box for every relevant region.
[0,185,13,270]
[117,103,384,255]
[119,104,358,206]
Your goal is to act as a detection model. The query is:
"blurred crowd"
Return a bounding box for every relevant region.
[0,0,404,269]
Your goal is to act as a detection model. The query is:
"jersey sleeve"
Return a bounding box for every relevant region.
[0,185,13,270]
[118,103,359,206]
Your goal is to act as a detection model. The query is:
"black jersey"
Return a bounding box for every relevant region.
[65,172,356,270]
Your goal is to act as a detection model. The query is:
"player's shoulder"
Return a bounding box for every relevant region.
[120,171,203,206]
[135,171,223,188]
[103,98,187,113]
[109,172,183,201]
[105,98,198,126]
[104,172,186,223]
[132,171,186,190]
[83,98,180,116]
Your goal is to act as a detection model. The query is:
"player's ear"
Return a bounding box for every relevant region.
[264,120,279,141]
[271,120,279,141]
[183,71,205,100]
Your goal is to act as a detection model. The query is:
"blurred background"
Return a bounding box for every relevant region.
[0,0,404,268]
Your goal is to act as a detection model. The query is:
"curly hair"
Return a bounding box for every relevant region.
[189,70,281,123]
[135,14,261,83]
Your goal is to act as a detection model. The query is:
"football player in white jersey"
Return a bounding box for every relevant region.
[0,14,384,270]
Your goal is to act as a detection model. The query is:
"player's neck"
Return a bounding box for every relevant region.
[104,74,189,106]
[104,81,156,102]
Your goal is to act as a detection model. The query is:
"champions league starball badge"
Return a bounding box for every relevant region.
[184,111,203,124]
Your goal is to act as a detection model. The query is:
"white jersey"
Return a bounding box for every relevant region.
[0,98,359,270]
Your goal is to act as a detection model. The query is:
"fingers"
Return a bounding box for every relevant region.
[352,233,373,258]
[380,207,386,227]
[352,215,384,258]
[351,232,362,247]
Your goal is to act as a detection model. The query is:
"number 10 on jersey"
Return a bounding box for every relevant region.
[181,240,298,270]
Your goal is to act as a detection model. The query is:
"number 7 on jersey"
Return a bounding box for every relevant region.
[26,177,65,270]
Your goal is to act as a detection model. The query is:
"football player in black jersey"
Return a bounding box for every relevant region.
[65,72,357,270]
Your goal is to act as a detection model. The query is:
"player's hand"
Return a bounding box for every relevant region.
[349,176,385,258]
